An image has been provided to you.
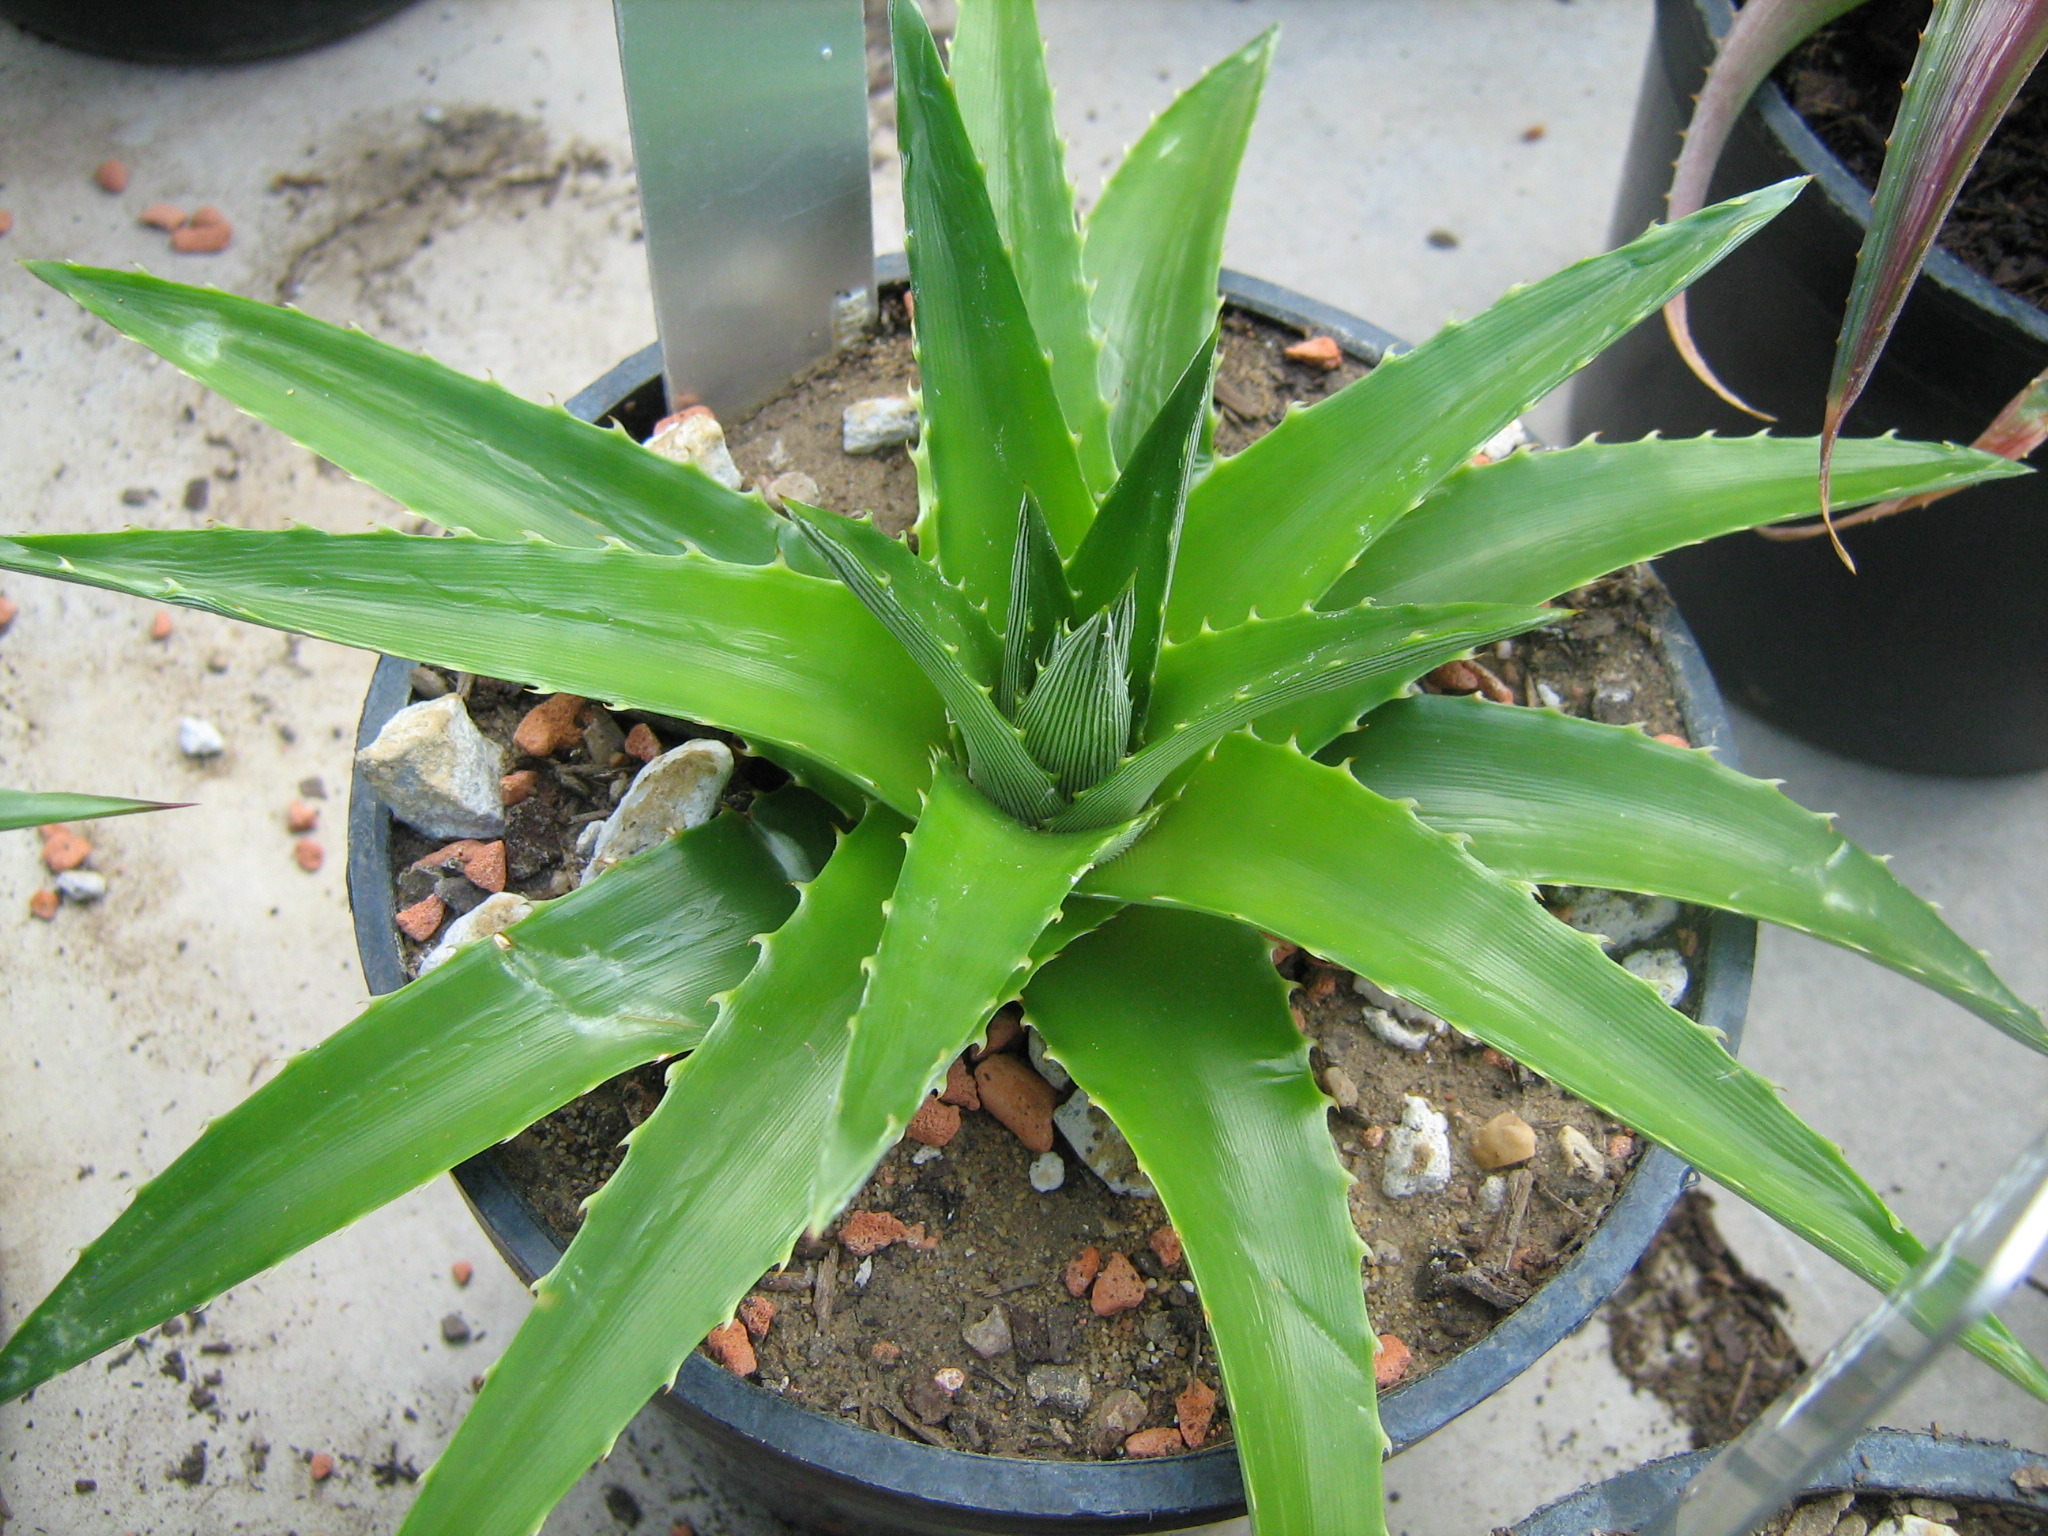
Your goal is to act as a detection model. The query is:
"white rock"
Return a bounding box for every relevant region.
[842,395,919,454]
[355,695,505,841]
[1782,1492,1853,1536]
[963,1304,1012,1359]
[1623,947,1690,1007]
[762,470,822,511]
[1352,974,1444,1033]
[1381,1095,1451,1199]
[581,738,734,883]
[911,1144,943,1166]
[646,409,743,490]
[1536,682,1566,710]
[1478,1174,1507,1214]
[1558,1124,1608,1181]
[1028,1151,1065,1192]
[854,1257,873,1289]
[1321,1063,1360,1112]
[1052,1087,1154,1197]
[177,716,225,759]
[55,869,107,903]
[1552,887,1680,954]
[417,892,533,976]
[1867,1519,1959,1536]
[575,820,604,860]
[1026,1026,1071,1091]
[1361,1005,1434,1052]
[1478,419,1531,462]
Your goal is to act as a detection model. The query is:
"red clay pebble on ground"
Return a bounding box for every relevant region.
[623,722,661,762]
[1176,1379,1217,1448]
[0,211,12,237]
[40,826,91,873]
[870,1340,902,1364]
[415,838,506,893]
[188,204,227,229]
[95,160,129,193]
[149,609,173,640]
[906,1093,960,1148]
[838,1209,910,1257]
[1653,732,1691,748]
[1481,1047,1515,1071]
[1361,1124,1387,1149]
[1608,1133,1635,1161]
[1064,1245,1101,1298]
[140,202,185,230]
[1148,1225,1183,1270]
[1374,1333,1412,1388]
[499,768,538,807]
[1124,1427,1184,1459]
[451,1259,473,1285]
[705,1319,757,1377]
[738,1294,775,1341]
[0,594,16,630]
[939,1055,980,1110]
[971,1004,1023,1060]
[308,1452,334,1481]
[1283,334,1343,370]
[285,800,320,833]
[1426,657,1515,704]
[395,894,446,942]
[170,219,231,253]
[974,1053,1057,1153]
[294,839,325,872]
[513,693,588,757]
[29,888,59,921]
[1090,1252,1146,1317]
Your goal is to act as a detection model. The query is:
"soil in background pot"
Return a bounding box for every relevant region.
[1743,1490,2048,1536]
[381,294,1712,1463]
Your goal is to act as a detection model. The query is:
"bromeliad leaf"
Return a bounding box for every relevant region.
[396,810,905,1536]
[1333,695,2048,1054]
[893,0,1094,617]
[999,494,1074,716]
[1084,734,2048,1397]
[1166,179,1808,637]
[25,262,783,563]
[0,526,948,817]
[0,815,796,1403]
[0,789,185,833]
[1027,907,1389,1536]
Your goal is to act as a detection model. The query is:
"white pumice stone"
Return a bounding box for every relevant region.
[1623,947,1690,1006]
[1052,1087,1154,1197]
[1551,887,1681,954]
[842,395,919,454]
[581,739,734,884]
[355,695,504,841]
[177,716,226,759]
[418,892,533,976]
[1381,1095,1452,1198]
[646,409,744,490]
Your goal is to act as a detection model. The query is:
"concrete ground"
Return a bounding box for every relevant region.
[0,2,2041,1533]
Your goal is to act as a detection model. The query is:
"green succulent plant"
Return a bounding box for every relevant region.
[1,3,2044,1533]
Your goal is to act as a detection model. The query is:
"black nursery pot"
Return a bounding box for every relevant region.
[1509,1429,2048,1535]
[1568,0,2048,776]
[0,0,419,64]
[349,265,1759,1535]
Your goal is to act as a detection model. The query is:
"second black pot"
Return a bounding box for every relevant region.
[1569,0,2048,776]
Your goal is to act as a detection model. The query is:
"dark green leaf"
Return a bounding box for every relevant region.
[999,494,1074,717]
[1016,591,1134,796]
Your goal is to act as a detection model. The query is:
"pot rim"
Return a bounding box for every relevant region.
[1510,1427,2048,1535]
[347,260,1758,1530]
[1676,0,2048,348]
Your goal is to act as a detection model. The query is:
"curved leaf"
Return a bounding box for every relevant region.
[1026,907,1388,1536]
[0,526,948,817]
[399,810,906,1536]
[1167,180,1807,638]
[1085,734,2048,1398]
[25,262,780,562]
[1333,695,2045,1053]
[0,814,796,1402]
[0,789,186,833]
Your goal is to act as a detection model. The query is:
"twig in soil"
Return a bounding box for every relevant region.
[809,1248,838,1363]
[979,1276,1039,1299]
[759,1270,812,1293]
[882,1394,953,1449]
[968,1360,1019,1396]
[1725,1353,1759,1429]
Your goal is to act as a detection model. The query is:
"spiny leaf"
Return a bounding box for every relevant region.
[1083,734,2048,1399]
[0,525,949,819]
[1016,590,1134,796]
[1332,694,2047,1055]
[999,493,1074,717]
[893,0,1094,618]
[0,790,187,833]
[1027,908,1389,1536]
[951,0,1115,494]
[1167,180,1807,638]
[0,815,796,1404]
[1085,28,1275,467]
[25,262,782,562]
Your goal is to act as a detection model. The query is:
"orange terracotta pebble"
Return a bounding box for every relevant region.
[285,799,320,833]
[149,609,174,640]
[673,1524,696,1536]
[1305,966,1338,1002]
[1608,1132,1636,1162]
[308,1451,334,1481]
[1374,1332,1412,1388]
[971,1004,1023,1061]
[499,768,539,808]
[1425,657,1515,704]
[1148,1224,1183,1271]
[395,894,446,942]
[1481,1047,1516,1071]
[904,1221,939,1251]
[95,159,129,193]
[170,220,232,254]
[1064,1245,1101,1298]
[0,210,12,237]
[1090,1251,1146,1317]
[623,722,662,762]
[294,839,325,872]
[1283,334,1343,370]
[188,204,227,229]
[906,1093,960,1148]
[838,1209,910,1257]
[1269,938,1299,967]
[705,1319,757,1377]
[1361,1124,1387,1149]
[513,693,588,757]
[451,1260,473,1286]
[939,1055,980,1110]
[29,888,59,921]
[0,594,16,630]
[414,838,506,893]
[140,202,185,230]
[1176,1378,1217,1448]
[870,1340,902,1364]
[40,826,92,874]
[737,1294,775,1341]
[1124,1427,1185,1459]
[974,1053,1056,1153]
[1653,732,1691,749]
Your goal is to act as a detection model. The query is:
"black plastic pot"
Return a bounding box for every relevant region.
[1510,1429,2048,1534]
[0,0,419,64]
[348,263,1759,1534]
[1568,0,2048,776]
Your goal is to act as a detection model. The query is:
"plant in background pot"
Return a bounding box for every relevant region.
[0,3,2044,1534]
